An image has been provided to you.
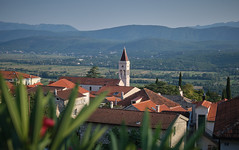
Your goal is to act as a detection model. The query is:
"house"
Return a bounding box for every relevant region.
[94,85,140,104]
[59,48,131,92]
[48,78,90,105]
[59,76,123,92]
[118,88,187,112]
[79,108,188,147]
[162,95,194,110]
[0,70,41,85]
[213,96,239,150]
[193,100,227,150]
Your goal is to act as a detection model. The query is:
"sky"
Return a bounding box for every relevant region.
[0,0,239,31]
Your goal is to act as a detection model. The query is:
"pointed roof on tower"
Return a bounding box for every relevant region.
[120,47,129,61]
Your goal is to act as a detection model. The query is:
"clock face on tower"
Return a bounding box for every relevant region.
[122,65,124,68]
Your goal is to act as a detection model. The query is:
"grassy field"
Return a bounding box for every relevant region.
[0,54,238,97]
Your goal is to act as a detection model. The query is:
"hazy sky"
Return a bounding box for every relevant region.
[0,0,239,30]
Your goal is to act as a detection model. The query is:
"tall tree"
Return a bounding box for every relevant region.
[179,72,182,87]
[226,76,231,99]
[86,66,101,78]
[221,89,226,100]
[155,77,159,84]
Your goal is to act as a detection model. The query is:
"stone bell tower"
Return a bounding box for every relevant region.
[119,47,130,86]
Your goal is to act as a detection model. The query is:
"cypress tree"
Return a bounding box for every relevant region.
[155,77,159,84]
[221,89,226,100]
[226,77,231,99]
[179,72,182,87]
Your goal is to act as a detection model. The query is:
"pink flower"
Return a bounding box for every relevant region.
[40,117,55,137]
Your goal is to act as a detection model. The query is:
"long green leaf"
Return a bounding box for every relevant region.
[110,132,118,150]
[141,110,152,150]
[158,118,176,150]
[87,125,107,150]
[64,91,107,136]
[184,125,204,150]
[152,124,161,150]
[0,75,22,139]
[50,85,78,150]
[31,87,45,148]
[16,79,29,141]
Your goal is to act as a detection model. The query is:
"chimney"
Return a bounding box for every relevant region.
[156,105,160,112]
[202,93,206,101]
[110,101,114,109]
[121,92,124,100]
[179,87,183,97]
[54,89,57,96]
[115,98,118,106]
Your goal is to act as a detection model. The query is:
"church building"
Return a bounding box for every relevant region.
[119,47,130,86]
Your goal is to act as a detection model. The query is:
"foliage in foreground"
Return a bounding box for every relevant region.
[0,75,203,150]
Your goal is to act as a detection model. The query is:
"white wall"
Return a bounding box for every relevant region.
[123,87,140,99]
[195,106,209,130]
[197,135,218,150]
[170,115,188,148]
[221,140,239,150]
[205,122,214,136]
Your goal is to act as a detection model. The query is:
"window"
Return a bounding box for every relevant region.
[123,70,126,76]
[56,98,60,101]
[173,126,176,136]
[89,86,92,91]
[74,109,77,115]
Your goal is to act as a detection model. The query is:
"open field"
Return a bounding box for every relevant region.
[0,54,238,97]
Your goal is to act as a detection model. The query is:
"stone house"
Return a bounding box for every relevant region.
[118,88,187,112]
[79,108,188,148]
[0,70,41,85]
[94,85,140,105]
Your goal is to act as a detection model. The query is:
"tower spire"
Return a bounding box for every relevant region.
[119,47,130,86]
[120,47,129,61]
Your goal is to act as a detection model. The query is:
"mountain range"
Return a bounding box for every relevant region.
[0,21,239,57]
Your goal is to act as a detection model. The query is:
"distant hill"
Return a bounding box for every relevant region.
[192,21,239,29]
[1,36,239,57]
[1,25,239,43]
[77,25,239,41]
[0,21,78,32]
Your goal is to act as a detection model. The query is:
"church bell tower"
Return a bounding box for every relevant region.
[119,47,130,86]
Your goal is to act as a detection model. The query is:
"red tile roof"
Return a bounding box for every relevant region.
[169,106,187,112]
[87,108,178,129]
[106,96,121,102]
[207,103,218,122]
[0,71,39,79]
[48,79,89,94]
[120,47,129,61]
[196,100,212,108]
[95,86,135,97]
[48,79,75,89]
[213,96,239,139]
[56,88,85,100]
[59,76,121,86]
[6,81,14,92]
[78,86,89,94]
[118,88,180,108]
[27,82,43,88]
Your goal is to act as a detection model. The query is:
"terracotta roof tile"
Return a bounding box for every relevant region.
[196,100,211,108]
[207,103,218,122]
[27,82,43,88]
[169,106,187,112]
[213,96,239,139]
[0,71,39,79]
[118,88,180,108]
[87,108,178,129]
[59,76,121,86]
[106,96,121,102]
[48,79,75,89]
[56,88,85,100]
[95,86,135,97]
